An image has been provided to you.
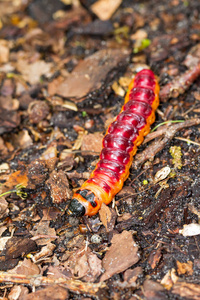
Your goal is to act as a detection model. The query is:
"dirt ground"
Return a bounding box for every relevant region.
[0,0,200,299]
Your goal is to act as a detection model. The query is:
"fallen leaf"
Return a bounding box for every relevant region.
[21,285,68,300]
[0,109,20,134]
[99,203,117,232]
[67,246,102,282]
[143,279,168,300]
[0,237,11,251]
[30,220,57,246]
[161,268,179,290]
[0,39,9,63]
[8,285,29,300]
[124,267,143,284]
[16,60,53,85]
[9,258,40,276]
[100,230,140,281]
[46,170,71,203]
[177,260,193,276]
[10,130,33,149]
[56,48,130,101]
[33,243,56,262]
[91,0,122,21]
[4,237,37,259]
[179,223,200,236]
[4,170,28,190]
[148,247,162,269]
[0,197,9,219]
[81,132,103,155]
[40,145,58,171]
[172,282,200,300]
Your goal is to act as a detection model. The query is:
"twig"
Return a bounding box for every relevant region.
[159,63,200,102]
[133,118,200,168]
[0,272,106,295]
[175,137,200,147]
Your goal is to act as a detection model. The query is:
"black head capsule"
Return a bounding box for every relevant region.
[67,198,85,217]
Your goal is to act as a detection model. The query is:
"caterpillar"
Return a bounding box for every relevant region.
[67,69,160,216]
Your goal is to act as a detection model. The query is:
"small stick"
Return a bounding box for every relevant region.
[159,64,200,102]
[0,272,106,295]
[133,118,200,168]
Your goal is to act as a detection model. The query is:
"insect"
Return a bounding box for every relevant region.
[67,69,160,216]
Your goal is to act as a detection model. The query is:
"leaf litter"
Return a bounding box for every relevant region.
[0,0,200,299]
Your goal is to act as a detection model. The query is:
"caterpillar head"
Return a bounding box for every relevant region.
[67,189,99,216]
[67,198,86,217]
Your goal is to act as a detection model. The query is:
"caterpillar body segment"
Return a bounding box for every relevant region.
[68,69,160,216]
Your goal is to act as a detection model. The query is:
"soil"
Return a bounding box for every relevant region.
[0,0,200,299]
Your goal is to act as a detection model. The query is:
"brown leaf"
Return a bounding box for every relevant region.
[148,247,162,269]
[172,282,200,300]
[16,60,53,85]
[27,159,48,188]
[0,256,20,271]
[176,260,193,276]
[33,243,56,263]
[81,132,103,155]
[0,40,9,63]
[8,285,29,300]
[21,285,68,300]
[67,246,102,282]
[9,130,33,149]
[30,220,57,246]
[46,170,72,203]
[100,230,140,281]
[143,279,167,300]
[0,197,9,219]
[0,109,20,134]
[99,203,117,232]
[55,48,130,101]
[91,0,122,21]
[123,267,143,284]
[40,145,58,171]
[4,237,37,259]
[4,170,28,190]
[9,258,40,276]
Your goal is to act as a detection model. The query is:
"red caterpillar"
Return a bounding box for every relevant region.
[68,69,160,216]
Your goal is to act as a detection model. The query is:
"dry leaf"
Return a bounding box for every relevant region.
[91,0,122,21]
[21,285,68,300]
[30,221,57,246]
[56,48,130,101]
[0,40,9,63]
[100,230,140,281]
[81,132,103,155]
[172,282,200,299]
[46,170,71,203]
[177,260,193,276]
[8,285,29,300]
[9,258,40,276]
[99,203,117,232]
[16,60,53,85]
[0,197,9,219]
[67,246,102,282]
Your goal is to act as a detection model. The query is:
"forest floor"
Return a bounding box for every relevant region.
[0,0,200,299]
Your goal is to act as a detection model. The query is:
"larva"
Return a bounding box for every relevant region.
[68,69,160,216]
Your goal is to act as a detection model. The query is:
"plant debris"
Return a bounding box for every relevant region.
[0,0,200,298]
